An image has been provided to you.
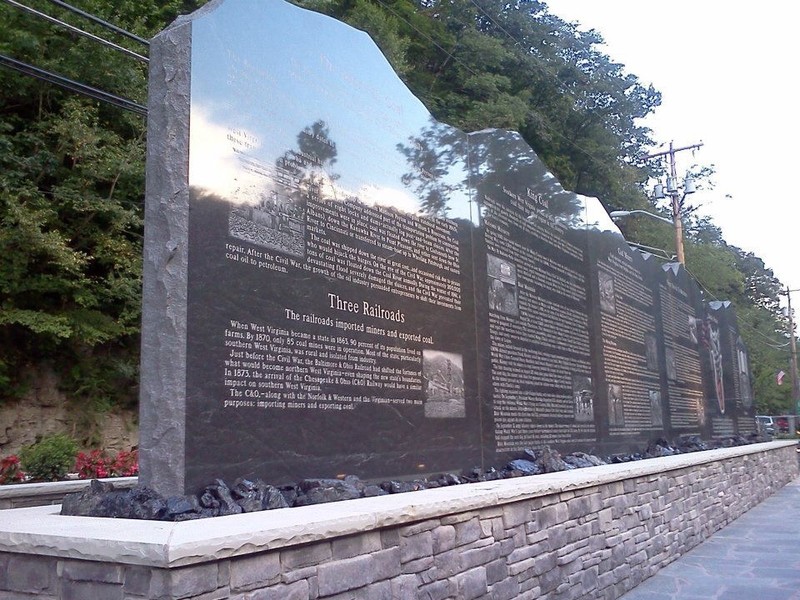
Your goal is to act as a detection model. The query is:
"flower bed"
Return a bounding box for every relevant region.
[0,438,139,509]
[1,437,138,486]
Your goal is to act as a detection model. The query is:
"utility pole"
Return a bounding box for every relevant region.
[645,141,703,265]
[786,287,800,417]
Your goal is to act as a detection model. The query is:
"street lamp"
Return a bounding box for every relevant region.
[609,209,685,264]
[609,210,673,226]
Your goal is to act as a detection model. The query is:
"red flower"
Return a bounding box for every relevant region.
[75,449,111,479]
[0,455,25,484]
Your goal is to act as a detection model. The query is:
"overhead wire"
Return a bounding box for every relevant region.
[0,53,146,115]
[2,0,148,63]
[462,0,638,174]
[2,0,629,172]
[371,0,639,180]
[45,0,149,46]
[632,238,789,353]
[681,261,792,352]
[737,323,792,352]
[377,1,789,357]
[0,0,148,115]
[373,0,478,78]
[2,0,792,360]
[460,0,623,168]
[466,0,521,50]
[459,0,792,345]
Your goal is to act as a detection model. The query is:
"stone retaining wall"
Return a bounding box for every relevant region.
[0,367,138,457]
[0,441,796,600]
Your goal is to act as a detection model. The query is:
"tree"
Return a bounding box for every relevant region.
[0,0,203,415]
[0,0,790,425]
[300,0,661,208]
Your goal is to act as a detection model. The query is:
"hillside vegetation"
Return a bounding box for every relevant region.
[0,0,792,428]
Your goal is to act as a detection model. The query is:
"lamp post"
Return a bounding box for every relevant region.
[609,209,685,264]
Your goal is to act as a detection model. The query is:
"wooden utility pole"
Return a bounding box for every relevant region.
[645,141,703,265]
[786,288,800,416]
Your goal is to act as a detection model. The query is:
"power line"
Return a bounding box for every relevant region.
[0,53,147,115]
[466,0,521,50]
[2,0,148,63]
[45,0,149,47]
[1,0,789,364]
[460,0,612,166]
[372,0,640,181]
[681,261,790,351]
[374,0,475,78]
[4,0,632,183]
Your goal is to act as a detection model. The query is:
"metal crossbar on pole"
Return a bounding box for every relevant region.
[644,141,703,265]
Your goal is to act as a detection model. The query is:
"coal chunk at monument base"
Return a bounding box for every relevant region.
[61,432,767,521]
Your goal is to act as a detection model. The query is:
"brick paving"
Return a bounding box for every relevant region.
[620,477,800,600]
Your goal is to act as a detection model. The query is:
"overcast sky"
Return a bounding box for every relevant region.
[545,0,800,301]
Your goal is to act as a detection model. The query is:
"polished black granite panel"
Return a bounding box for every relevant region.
[706,301,755,436]
[586,233,666,448]
[468,129,600,458]
[181,0,481,489]
[657,263,708,437]
[143,0,751,494]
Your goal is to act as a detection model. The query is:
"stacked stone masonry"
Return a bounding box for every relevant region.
[0,443,796,599]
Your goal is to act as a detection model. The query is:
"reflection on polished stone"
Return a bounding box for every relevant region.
[142,0,753,495]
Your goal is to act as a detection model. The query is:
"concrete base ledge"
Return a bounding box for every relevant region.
[0,441,795,570]
[0,477,138,509]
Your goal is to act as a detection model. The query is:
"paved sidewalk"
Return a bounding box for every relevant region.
[620,477,800,600]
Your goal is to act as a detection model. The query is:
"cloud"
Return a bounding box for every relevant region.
[357,183,419,214]
[188,107,267,204]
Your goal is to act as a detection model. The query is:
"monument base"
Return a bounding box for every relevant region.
[0,441,795,599]
[0,477,138,510]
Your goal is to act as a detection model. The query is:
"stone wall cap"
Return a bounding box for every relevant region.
[0,441,793,568]
[0,477,138,500]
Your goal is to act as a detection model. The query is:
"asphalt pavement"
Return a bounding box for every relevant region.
[619,477,800,600]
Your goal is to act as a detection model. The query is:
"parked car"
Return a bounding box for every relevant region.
[756,416,775,436]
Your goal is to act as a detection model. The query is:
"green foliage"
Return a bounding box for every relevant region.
[19,434,78,482]
[0,0,794,426]
[0,0,182,409]
[728,254,794,415]
[305,0,661,199]
[345,0,410,75]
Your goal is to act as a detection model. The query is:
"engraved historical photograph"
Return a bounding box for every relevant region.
[608,383,624,427]
[423,350,466,418]
[573,374,594,423]
[598,270,616,315]
[486,253,519,317]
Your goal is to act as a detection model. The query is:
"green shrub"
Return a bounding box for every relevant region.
[19,434,78,482]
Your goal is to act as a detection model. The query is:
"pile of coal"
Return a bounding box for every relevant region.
[607,433,766,464]
[60,435,763,522]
